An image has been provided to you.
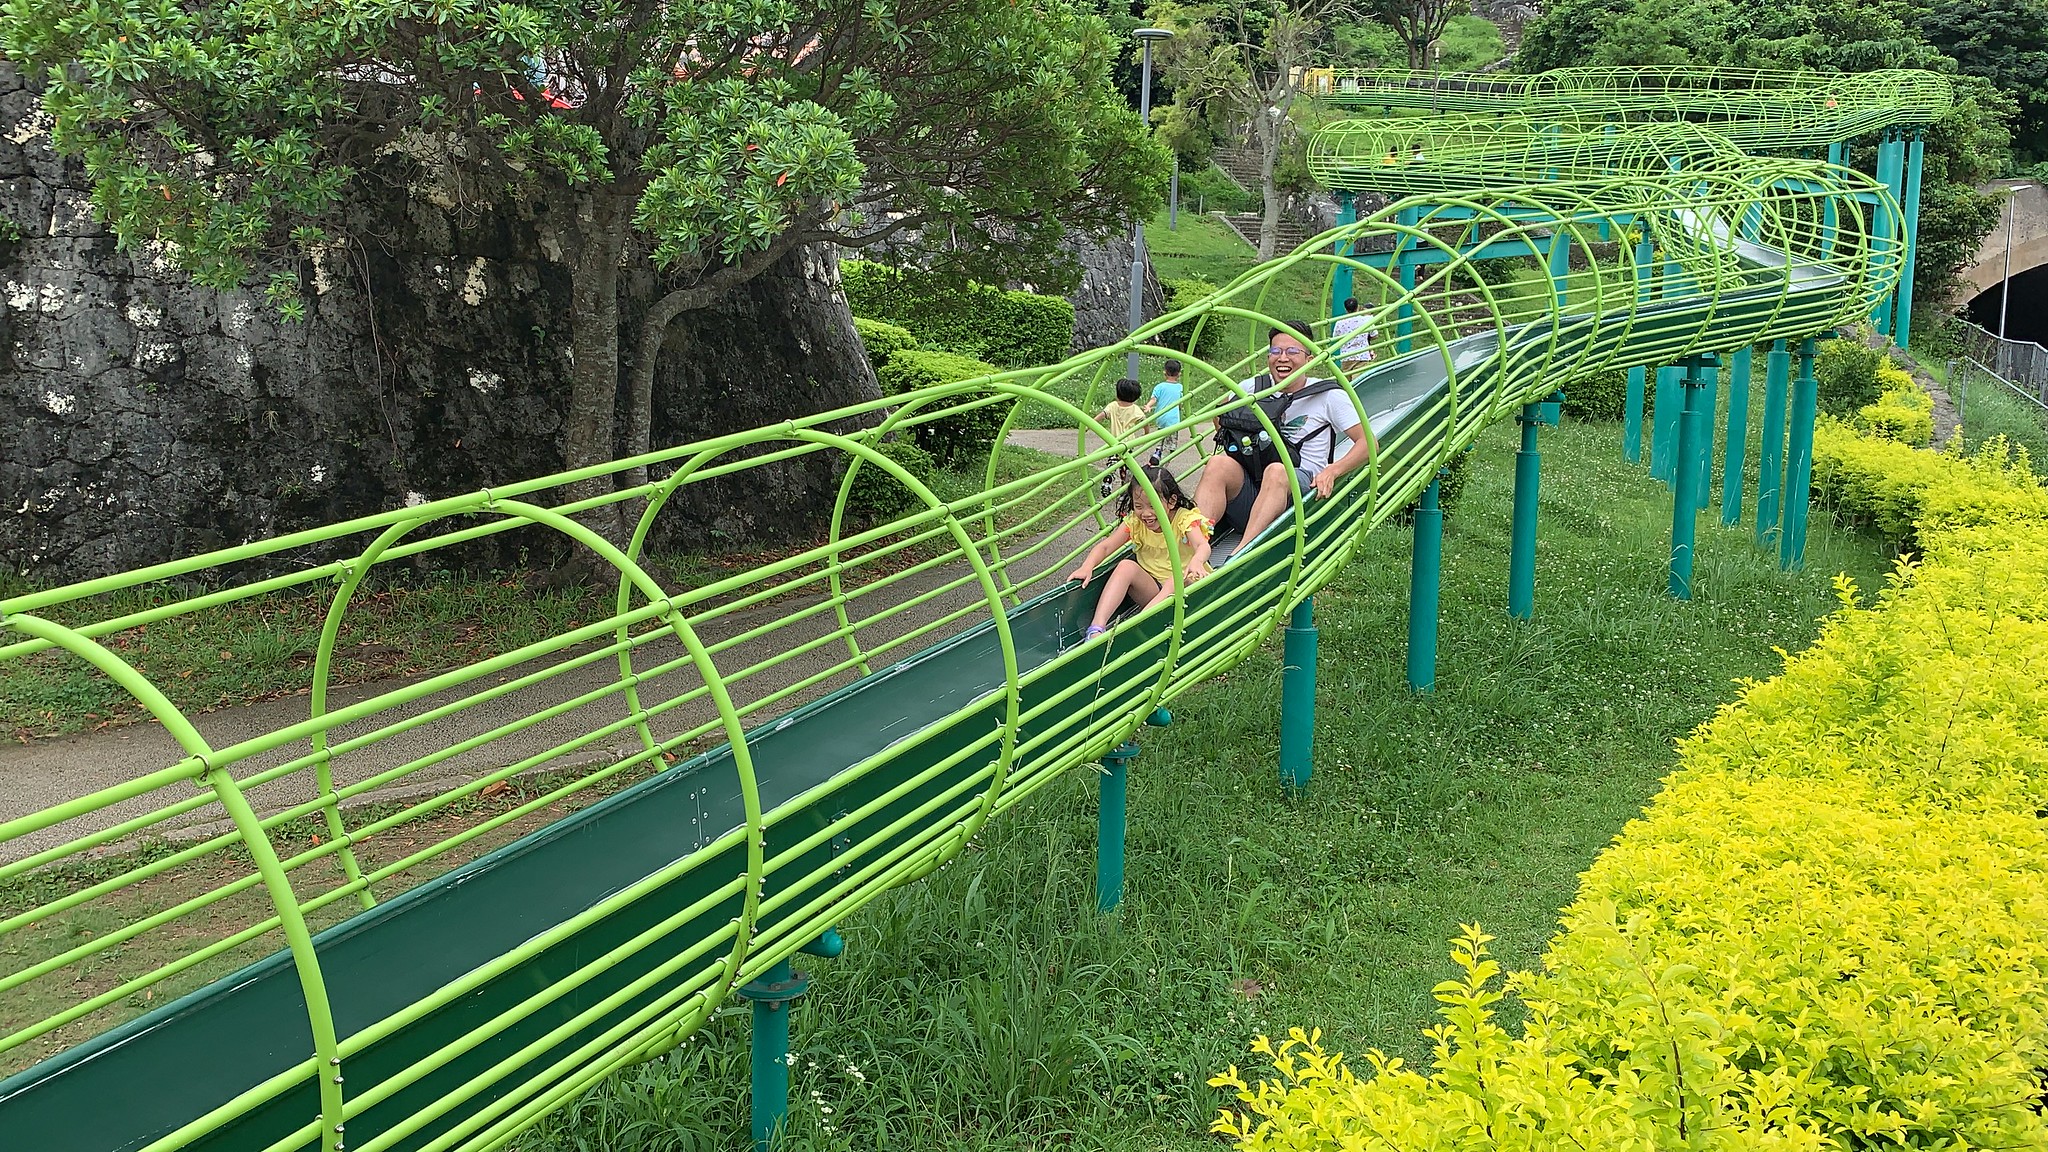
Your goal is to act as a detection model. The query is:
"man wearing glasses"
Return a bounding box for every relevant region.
[1193,326,1372,551]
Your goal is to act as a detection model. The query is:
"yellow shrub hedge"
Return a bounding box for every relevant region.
[1856,363,1934,447]
[1811,424,2047,549]
[1212,418,2048,1150]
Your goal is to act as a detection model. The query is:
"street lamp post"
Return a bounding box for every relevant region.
[2000,183,2034,347]
[1128,27,1173,382]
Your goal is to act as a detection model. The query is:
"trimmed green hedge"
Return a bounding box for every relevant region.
[1157,276,1227,362]
[873,348,1006,468]
[842,261,1074,368]
[1213,410,2048,1151]
[1557,367,1629,421]
[853,316,919,366]
[844,437,939,522]
[1814,337,1886,418]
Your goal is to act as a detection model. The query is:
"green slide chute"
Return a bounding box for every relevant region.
[0,90,1915,1152]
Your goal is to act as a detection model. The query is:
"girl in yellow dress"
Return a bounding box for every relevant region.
[1067,466,1213,640]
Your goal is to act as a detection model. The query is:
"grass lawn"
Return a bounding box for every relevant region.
[1956,367,2048,462]
[521,413,1888,1151]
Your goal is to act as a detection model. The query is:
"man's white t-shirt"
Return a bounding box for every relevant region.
[1331,313,1373,361]
[1230,375,1362,475]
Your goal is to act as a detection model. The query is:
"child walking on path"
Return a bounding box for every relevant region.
[1096,378,1151,496]
[1068,466,1213,640]
[1097,377,1151,444]
[1148,360,1184,465]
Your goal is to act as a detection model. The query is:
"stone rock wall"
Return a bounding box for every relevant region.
[1060,230,1166,353]
[0,67,880,581]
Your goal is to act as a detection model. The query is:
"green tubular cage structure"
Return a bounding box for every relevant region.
[1309,66,1955,136]
[0,84,1912,1152]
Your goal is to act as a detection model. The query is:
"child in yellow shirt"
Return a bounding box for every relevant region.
[1068,466,1213,640]
[1097,377,1151,443]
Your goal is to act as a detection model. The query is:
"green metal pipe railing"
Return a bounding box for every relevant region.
[0,115,1905,1152]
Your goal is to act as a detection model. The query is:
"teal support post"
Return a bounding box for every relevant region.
[1895,131,1926,347]
[741,931,844,1151]
[1668,356,1716,599]
[1509,404,1541,619]
[1279,599,1317,793]
[1624,230,1655,463]
[1721,345,1752,525]
[1406,474,1443,692]
[744,959,800,1152]
[1331,192,1357,316]
[1651,365,1680,484]
[1755,340,1790,548]
[1548,227,1572,303]
[1625,365,1646,462]
[1691,361,1718,504]
[1395,206,1419,354]
[1780,338,1821,570]
[1820,140,1844,261]
[1096,741,1136,911]
[1872,132,1903,336]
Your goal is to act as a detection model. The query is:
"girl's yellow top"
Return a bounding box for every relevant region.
[1123,507,1212,583]
[1100,400,1149,441]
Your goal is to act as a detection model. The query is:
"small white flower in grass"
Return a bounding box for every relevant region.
[785,1052,797,1066]
[846,1062,866,1082]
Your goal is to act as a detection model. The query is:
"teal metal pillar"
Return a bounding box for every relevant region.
[1872,132,1904,337]
[1509,403,1541,619]
[1625,366,1647,461]
[1096,741,1136,911]
[1690,360,1718,504]
[742,930,843,1152]
[1780,338,1820,570]
[1754,340,1790,548]
[1721,345,1752,525]
[1651,365,1681,484]
[1668,356,1716,599]
[1279,599,1317,792]
[1895,131,1926,347]
[1820,140,1843,261]
[1406,474,1443,692]
[1624,229,1655,462]
[1330,192,1357,317]
[1395,206,1419,355]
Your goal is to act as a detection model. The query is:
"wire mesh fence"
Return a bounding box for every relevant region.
[1953,321,2048,410]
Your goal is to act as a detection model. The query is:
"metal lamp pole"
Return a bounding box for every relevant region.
[2000,184,2034,343]
[1128,27,1173,381]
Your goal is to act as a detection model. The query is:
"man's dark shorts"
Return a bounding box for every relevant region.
[1219,463,1316,537]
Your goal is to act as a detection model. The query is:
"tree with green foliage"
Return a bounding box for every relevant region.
[1917,0,2048,162]
[1366,0,1471,69]
[1148,0,1355,258]
[1514,0,2018,315]
[1,0,1165,513]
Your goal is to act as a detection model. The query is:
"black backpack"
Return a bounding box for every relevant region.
[1214,375,1348,475]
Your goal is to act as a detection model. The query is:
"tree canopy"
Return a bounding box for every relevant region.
[2,0,1167,487]
[1515,0,2020,306]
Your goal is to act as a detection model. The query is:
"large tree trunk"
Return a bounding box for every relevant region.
[561,195,632,540]
[1255,102,1284,261]
[620,231,809,491]
[563,197,629,474]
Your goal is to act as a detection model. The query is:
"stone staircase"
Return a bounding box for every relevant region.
[1219,211,1309,255]
[1211,145,1310,253]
